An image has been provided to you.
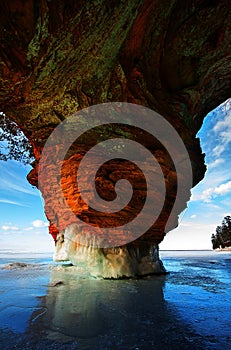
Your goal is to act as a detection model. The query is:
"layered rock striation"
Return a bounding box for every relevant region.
[0,0,230,277]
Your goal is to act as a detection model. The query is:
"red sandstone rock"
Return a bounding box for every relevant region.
[0,1,230,275]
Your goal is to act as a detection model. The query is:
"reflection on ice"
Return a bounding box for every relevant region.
[32,267,166,339]
[1,251,230,349]
[27,266,209,349]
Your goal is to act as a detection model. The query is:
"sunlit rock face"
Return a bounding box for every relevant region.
[0,0,230,277]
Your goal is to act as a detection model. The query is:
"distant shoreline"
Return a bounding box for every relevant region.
[214,247,231,252]
[160,249,213,252]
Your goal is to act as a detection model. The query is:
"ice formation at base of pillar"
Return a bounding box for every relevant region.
[53,224,166,279]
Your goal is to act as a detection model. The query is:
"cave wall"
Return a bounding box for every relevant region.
[0,0,230,248]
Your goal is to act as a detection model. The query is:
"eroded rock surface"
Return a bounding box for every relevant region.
[0,0,230,276]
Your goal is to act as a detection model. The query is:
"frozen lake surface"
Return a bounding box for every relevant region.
[0,250,230,349]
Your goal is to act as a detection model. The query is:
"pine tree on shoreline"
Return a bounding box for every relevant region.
[211,216,231,249]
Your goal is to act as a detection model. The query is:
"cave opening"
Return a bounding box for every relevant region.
[160,98,231,251]
[0,113,52,253]
[1,99,230,264]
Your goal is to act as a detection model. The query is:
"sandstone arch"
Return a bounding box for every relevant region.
[0,0,230,277]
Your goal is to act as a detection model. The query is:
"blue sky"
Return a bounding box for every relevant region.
[0,161,54,252]
[160,99,231,249]
[0,100,230,252]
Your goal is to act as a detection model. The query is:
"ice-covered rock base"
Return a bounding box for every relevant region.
[53,224,166,278]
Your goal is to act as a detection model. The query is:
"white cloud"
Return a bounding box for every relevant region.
[213,105,231,133]
[212,101,231,156]
[0,199,28,207]
[24,227,33,231]
[197,180,231,202]
[0,179,37,196]
[0,163,38,196]
[180,222,215,229]
[208,158,225,168]
[205,203,221,210]
[0,198,29,208]
[191,167,231,202]
[32,220,49,228]
[1,225,19,231]
[160,221,217,250]
[213,181,231,195]
[190,214,197,219]
[200,188,214,202]
[212,145,225,157]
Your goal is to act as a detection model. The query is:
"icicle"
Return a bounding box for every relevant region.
[53,223,167,278]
